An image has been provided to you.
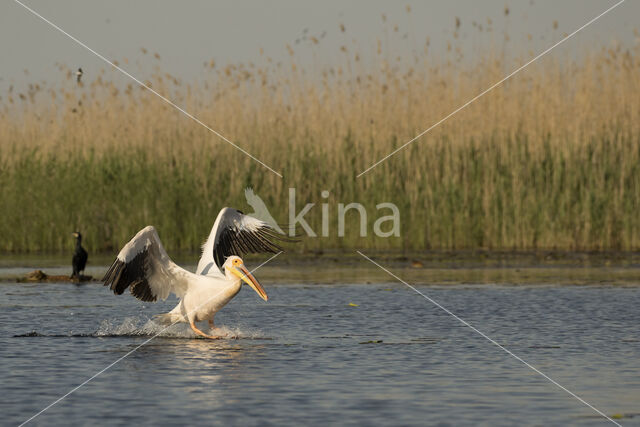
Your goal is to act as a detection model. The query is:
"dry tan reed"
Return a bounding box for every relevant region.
[0,18,639,253]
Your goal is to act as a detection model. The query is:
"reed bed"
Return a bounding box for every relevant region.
[1,19,639,253]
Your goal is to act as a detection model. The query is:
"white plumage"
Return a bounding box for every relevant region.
[103,207,290,339]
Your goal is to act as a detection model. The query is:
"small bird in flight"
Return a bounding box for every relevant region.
[76,68,83,84]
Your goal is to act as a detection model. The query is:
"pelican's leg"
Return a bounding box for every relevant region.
[189,319,221,340]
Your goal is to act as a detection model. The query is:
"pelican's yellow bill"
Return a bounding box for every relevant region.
[232,265,268,301]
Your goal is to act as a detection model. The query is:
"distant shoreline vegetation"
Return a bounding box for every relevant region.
[0,20,638,253]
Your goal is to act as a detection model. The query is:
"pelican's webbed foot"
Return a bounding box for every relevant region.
[190,319,222,339]
[208,319,237,339]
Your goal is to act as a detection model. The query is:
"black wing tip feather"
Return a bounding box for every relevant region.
[130,279,156,302]
[263,225,301,242]
[102,249,157,302]
[213,223,297,269]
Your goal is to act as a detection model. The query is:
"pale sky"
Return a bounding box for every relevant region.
[0,0,637,93]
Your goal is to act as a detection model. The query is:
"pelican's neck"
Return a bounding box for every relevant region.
[222,275,243,297]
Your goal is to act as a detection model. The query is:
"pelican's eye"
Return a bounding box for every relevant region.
[233,259,241,266]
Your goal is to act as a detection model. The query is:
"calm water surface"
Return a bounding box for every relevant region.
[1,262,639,426]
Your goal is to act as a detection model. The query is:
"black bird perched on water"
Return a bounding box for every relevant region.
[76,67,83,84]
[71,232,88,279]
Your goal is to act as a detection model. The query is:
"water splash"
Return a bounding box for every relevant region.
[14,317,268,339]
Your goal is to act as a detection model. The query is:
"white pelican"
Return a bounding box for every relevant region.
[102,208,290,339]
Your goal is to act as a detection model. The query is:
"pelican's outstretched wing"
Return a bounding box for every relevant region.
[196,207,292,276]
[103,226,196,302]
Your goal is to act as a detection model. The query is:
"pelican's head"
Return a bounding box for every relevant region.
[71,231,81,240]
[223,256,268,301]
